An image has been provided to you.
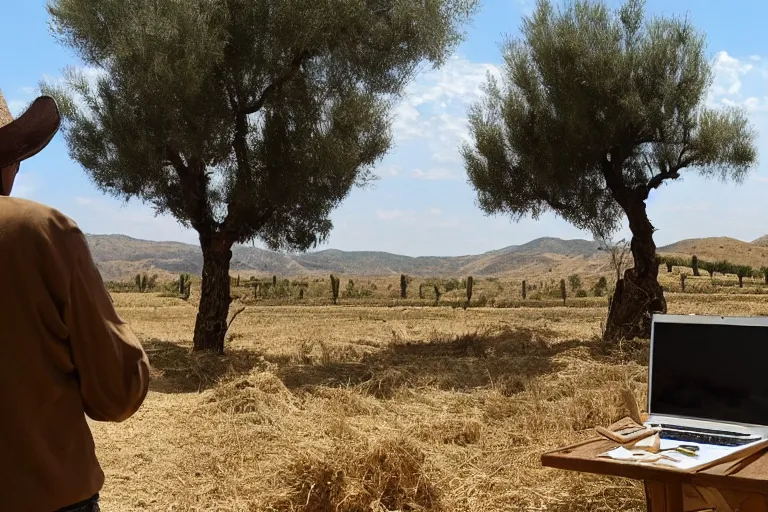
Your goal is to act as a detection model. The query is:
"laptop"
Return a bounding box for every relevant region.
[644,314,768,447]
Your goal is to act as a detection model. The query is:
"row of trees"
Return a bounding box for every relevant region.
[46,0,758,351]
[658,256,768,287]
[134,273,158,292]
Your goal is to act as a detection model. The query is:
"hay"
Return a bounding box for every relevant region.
[278,436,442,512]
[90,299,711,511]
[409,419,483,447]
[358,367,413,399]
[203,370,299,422]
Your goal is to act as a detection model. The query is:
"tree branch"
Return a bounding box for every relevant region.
[532,188,570,212]
[644,149,694,198]
[221,77,276,244]
[221,206,275,245]
[242,50,312,114]
[165,147,213,235]
[645,169,680,194]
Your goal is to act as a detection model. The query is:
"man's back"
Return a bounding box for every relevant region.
[0,197,150,511]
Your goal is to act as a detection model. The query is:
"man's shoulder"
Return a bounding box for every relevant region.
[0,197,80,234]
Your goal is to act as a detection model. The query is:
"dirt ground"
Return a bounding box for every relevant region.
[87,290,768,511]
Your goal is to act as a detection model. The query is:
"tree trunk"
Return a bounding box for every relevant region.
[193,236,233,353]
[739,275,744,288]
[604,198,667,342]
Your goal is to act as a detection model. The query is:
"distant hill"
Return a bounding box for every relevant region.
[85,233,768,281]
[84,234,608,281]
[658,236,768,269]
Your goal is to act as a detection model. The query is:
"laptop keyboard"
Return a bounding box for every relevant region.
[650,423,752,437]
[654,425,762,447]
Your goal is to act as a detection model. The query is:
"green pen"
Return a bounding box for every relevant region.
[661,445,699,457]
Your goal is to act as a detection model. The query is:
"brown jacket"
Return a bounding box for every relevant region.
[0,197,150,511]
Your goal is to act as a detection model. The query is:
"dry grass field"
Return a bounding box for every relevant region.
[90,271,768,512]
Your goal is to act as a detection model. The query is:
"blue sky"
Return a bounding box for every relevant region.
[2,0,768,256]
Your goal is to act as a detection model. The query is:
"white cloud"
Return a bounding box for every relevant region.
[375,165,401,178]
[372,207,465,233]
[6,100,27,117]
[705,51,768,113]
[712,51,753,97]
[517,0,535,16]
[391,56,500,150]
[411,168,458,180]
[391,102,427,140]
[11,172,39,199]
[376,209,415,222]
[750,175,768,184]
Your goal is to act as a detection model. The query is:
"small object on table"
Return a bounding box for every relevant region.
[667,445,699,458]
[633,433,661,453]
[621,388,643,425]
[595,425,659,445]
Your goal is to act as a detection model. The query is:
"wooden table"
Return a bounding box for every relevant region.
[541,419,768,511]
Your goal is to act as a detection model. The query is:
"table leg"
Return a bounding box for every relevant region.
[645,481,684,512]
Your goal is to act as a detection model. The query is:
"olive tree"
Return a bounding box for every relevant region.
[44,0,477,352]
[462,0,757,341]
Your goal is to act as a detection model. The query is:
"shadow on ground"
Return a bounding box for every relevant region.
[144,329,649,396]
[277,327,643,398]
[143,338,279,393]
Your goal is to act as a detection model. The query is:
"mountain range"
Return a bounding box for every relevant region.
[84,233,768,281]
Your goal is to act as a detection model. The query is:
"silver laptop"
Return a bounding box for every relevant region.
[644,314,768,445]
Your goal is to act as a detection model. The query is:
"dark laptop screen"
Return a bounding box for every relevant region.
[650,320,768,426]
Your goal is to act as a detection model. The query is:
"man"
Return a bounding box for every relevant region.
[0,90,150,511]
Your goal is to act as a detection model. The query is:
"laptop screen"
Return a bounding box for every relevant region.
[650,318,768,427]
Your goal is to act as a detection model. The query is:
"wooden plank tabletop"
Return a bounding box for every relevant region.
[541,418,768,493]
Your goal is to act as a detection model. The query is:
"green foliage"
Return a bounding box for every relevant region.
[576,289,588,298]
[568,274,581,292]
[46,0,478,251]
[699,260,715,277]
[593,276,608,296]
[462,0,757,242]
[444,278,462,292]
[342,279,373,299]
[132,272,158,292]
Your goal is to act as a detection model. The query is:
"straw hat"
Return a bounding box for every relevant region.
[0,89,61,169]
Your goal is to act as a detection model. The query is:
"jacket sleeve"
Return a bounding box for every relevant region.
[63,228,150,422]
